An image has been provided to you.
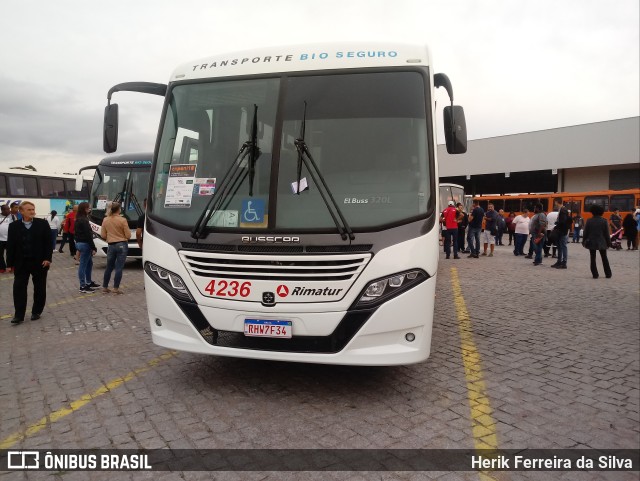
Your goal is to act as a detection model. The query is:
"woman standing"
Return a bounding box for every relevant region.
[47,210,61,252]
[609,208,623,245]
[622,213,638,250]
[505,211,516,246]
[101,202,131,294]
[582,204,612,279]
[74,202,100,292]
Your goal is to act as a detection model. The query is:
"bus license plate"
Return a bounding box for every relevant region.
[244,319,292,338]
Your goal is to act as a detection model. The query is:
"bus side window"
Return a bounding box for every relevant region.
[504,198,520,213]
[40,178,65,198]
[585,195,608,212]
[609,194,634,212]
[564,200,581,215]
[492,199,505,211]
[0,174,6,196]
[8,175,25,196]
[64,180,77,197]
[8,175,38,197]
[525,198,543,211]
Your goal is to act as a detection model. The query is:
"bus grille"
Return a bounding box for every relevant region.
[179,251,372,281]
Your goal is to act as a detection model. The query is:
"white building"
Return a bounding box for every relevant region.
[438,116,639,195]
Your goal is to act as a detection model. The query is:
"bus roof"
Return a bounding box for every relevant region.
[171,42,431,82]
[0,169,91,180]
[472,188,639,199]
[98,152,153,168]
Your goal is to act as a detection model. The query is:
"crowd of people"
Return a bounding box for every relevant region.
[441,200,640,278]
[1,201,133,325]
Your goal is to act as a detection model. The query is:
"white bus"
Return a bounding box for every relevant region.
[0,169,91,223]
[439,183,466,210]
[84,153,152,258]
[103,43,467,365]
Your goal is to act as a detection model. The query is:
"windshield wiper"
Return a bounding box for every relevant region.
[129,193,143,217]
[217,103,262,213]
[294,102,355,241]
[295,103,307,195]
[191,104,261,239]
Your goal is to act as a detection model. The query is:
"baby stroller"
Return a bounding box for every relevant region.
[610,227,623,250]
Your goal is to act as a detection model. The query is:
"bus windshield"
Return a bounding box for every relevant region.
[151,71,431,231]
[439,184,465,211]
[90,165,149,227]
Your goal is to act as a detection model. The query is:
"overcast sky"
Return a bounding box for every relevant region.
[0,0,638,174]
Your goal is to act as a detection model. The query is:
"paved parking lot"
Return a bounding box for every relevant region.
[0,242,638,480]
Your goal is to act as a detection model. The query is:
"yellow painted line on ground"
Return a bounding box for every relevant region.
[0,351,178,449]
[450,267,500,481]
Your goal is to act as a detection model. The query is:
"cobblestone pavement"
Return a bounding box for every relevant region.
[0,242,638,481]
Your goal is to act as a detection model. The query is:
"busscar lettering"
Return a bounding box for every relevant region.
[241,236,300,244]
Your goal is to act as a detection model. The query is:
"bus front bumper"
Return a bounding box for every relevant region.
[144,273,436,366]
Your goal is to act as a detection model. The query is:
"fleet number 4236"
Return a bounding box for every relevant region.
[204,280,251,297]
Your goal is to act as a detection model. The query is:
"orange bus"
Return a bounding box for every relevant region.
[472,189,640,221]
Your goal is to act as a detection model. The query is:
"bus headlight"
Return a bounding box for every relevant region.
[145,262,194,302]
[354,270,427,308]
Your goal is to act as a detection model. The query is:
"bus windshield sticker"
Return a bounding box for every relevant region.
[290,177,309,194]
[195,178,216,196]
[241,199,265,224]
[96,195,108,210]
[211,210,239,227]
[165,164,196,208]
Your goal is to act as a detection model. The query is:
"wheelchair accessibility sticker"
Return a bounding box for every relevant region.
[241,199,265,225]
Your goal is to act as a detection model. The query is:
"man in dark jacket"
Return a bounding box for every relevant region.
[6,201,53,324]
[456,202,468,253]
[583,204,612,279]
[551,201,571,269]
[467,200,484,258]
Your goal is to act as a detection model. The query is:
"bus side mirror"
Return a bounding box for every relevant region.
[443,105,467,154]
[103,104,119,153]
[74,174,83,192]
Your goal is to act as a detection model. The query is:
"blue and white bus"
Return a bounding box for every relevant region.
[0,169,91,223]
[102,43,467,365]
[86,153,152,258]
